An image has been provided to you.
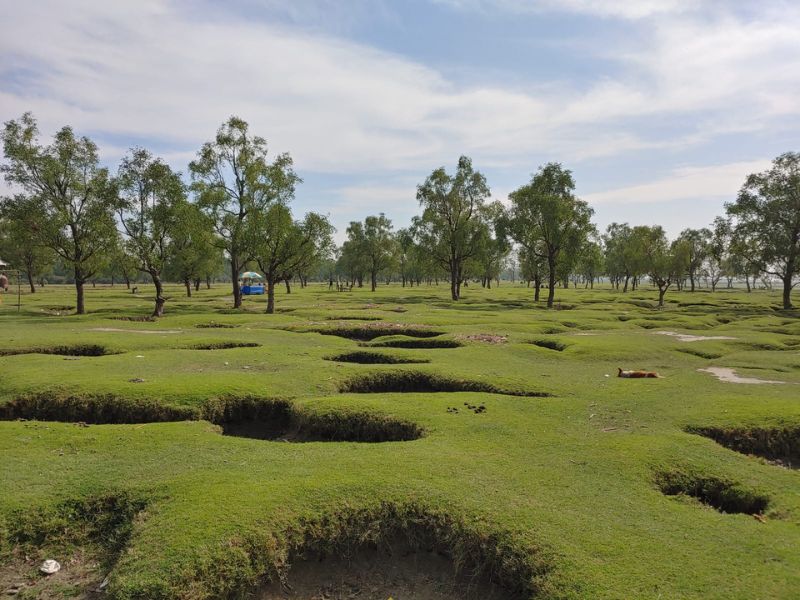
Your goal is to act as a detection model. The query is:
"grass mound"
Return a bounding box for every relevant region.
[189,342,262,350]
[313,324,444,341]
[339,371,549,397]
[0,344,111,357]
[325,351,430,364]
[529,339,567,352]
[260,502,548,600]
[688,425,800,468]
[368,338,463,349]
[655,470,769,515]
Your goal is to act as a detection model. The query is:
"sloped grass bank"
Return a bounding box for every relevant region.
[339,371,550,397]
[325,351,430,364]
[314,325,445,341]
[0,392,424,443]
[655,470,769,515]
[367,337,463,349]
[688,425,800,468]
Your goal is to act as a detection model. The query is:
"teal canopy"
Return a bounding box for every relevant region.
[240,271,263,280]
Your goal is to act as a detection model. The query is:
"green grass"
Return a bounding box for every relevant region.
[1,282,799,599]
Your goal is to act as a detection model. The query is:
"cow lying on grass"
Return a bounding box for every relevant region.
[618,368,661,379]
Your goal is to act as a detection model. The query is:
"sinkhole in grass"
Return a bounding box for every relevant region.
[339,371,550,397]
[688,425,800,469]
[326,315,382,321]
[367,338,463,349]
[529,339,567,352]
[0,393,423,443]
[195,322,239,329]
[109,315,156,322]
[314,325,445,341]
[204,395,424,442]
[325,351,430,365]
[189,341,262,350]
[256,502,547,600]
[655,470,769,515]
[0,344,112,357]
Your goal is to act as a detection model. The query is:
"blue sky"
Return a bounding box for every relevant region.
[2,0,798,241]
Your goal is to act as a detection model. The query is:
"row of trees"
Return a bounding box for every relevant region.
[2,112,798,313]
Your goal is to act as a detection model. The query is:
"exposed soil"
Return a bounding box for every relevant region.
[688,425,800,469]
[698,367,785,384]
[0,344,111,357]
[0,548,106,599]
[314,323,444,341]
[196,322,239,329]
[654,331,736,342]
[656,470,769,515]
[453,334,508,344]
[257,541,512,600]
[326,351,430,365]
[675,347,723,360]
[340,371,549,397]
[190,342,261,350]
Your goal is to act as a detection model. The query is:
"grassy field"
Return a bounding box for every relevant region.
[1,282,799,599]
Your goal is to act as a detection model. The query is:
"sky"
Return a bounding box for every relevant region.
[1,0,798,242]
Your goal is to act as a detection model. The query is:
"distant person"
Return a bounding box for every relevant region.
[0,273,8,292]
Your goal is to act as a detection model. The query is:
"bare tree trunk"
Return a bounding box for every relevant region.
[152,274,166,317]
[231,257,242,308]
[284,278,291,294]
[26,270,35,294]
[184,278,192,297]
[266,279,276,314]
[546,256,556,308]
[782,276,794,309]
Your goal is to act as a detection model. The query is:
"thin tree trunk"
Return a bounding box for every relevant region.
[184,278,192,297]
[782,276,794,309]
[75,265,86,314]
[284,278,291,294]
[658,287,666,307]
[547,256,556,308]
[371,271,377,292]
[26,270,35,294]
[231,257,242,308]
[152,274,166,317]
[194,279,201,292]
[266,279,276,314]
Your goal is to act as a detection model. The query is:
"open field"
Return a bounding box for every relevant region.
[1,283,799,599]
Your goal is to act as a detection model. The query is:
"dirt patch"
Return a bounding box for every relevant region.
[326,351,430,365]
[189,342,261,350]
[109,315,155,322]
[656,470,769,515]
[453,334,508,344]
[88,327,181,334]
[326,316,382,321]
[0,547,106,599]
[367,339,463,349]
[698,367,785,384]
[258,503,545,600]
[688,425,800,469]
[0,344,111,357]
[654,331,736,342]
[339,371,549,397]
[257,539,510,600]
[529,339,567,352]
[313,323,444,341]
[196,322,239,329]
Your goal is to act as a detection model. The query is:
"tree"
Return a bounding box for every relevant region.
[704,217,730,292]
[577,239,604,289]
[637,225,687,307]
[507,163,594,308]
[1,113,117,313]
[255,205,333,313]
[345,214,395,292]
[0,195,55,292]
[675,228,710,291]
[166,203,219,297]
[190,116,299,309]
[416,156,490,300]
[727,153,800,309]
[115,148,187,316]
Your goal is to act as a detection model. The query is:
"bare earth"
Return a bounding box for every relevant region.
[654,331,737,342]
[698,367,785,384]
[256,545,510,600]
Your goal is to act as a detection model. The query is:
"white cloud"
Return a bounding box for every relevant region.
[433,0,697,19]
[583,159,771,206]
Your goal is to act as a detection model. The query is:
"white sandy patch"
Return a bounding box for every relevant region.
[698,367,784,384]
[88,328,182,334]
[654,331,736,342]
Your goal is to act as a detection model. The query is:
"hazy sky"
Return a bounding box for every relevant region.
[1,0,798,241]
